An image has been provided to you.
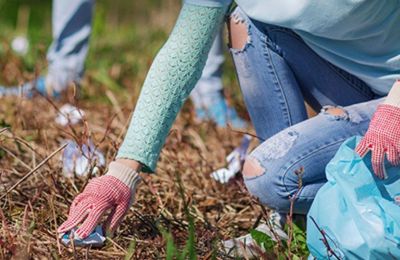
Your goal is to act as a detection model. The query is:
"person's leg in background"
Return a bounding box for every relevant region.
[0,0,94,97]
[190,27,247,128]
[45,0,94,95]
[3,0,247,130]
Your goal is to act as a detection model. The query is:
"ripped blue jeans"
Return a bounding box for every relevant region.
[229,7,384,214]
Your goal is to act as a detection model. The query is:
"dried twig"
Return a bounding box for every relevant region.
[0,143,67,200]
[0,127,9,135]
[309,216,341,260]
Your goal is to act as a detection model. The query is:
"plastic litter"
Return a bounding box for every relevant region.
[55,104,85,126]
[11,36,29,55]
[60,225,105,247]
[307,137,400,259]
[224,212,288,257]
[211,134,251,183]
[61,139,105,177]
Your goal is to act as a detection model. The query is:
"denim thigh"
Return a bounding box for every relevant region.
[229,7,378,140]
[244,98,383,215]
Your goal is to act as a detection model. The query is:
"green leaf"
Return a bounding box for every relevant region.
[162,230,178,260]
[250,229,276,251]
[292,254,301,260]
[124,239,136,260]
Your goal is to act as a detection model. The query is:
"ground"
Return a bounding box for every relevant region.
[0,1,308,259]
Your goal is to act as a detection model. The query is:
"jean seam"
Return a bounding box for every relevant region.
[262,38,293,127]
[233,17,298,127]
[261,28,304,57]
[294,187,318,199]
[280,137,349,197]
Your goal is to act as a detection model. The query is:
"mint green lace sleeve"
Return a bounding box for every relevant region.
[116,3,228,172]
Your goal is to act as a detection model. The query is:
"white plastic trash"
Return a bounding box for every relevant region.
[60,225,106,247]
[61,139,105,177]
[211,134,252,184]
[211,168,237,184]
[55,104,85,126]
[11,36,29,55]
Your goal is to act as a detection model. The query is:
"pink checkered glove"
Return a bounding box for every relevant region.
[57,162,141,239]
[356,104,400,179]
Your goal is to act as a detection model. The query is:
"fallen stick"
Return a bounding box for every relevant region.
[0,143,67,200]
[106,90,126,123]
[0,127,9,135]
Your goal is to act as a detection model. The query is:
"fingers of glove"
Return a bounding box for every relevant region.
[387,146,400,166]
[107,201,130,233]
[58,200,91,233]
[355,140,370,158]
[102,206,116,233]
[75,203,112,239]
[70,193,88,212]
[371,147,386,179]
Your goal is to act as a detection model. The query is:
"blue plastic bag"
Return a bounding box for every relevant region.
[307,137,400,259]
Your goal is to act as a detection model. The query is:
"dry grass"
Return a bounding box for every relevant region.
[0,90,264,259]
[0,1,312,258]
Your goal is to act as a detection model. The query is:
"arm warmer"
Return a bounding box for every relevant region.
[117,3,228,172]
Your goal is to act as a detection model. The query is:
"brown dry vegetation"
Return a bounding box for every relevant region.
[0,89,266,259]
[0,1,312,258]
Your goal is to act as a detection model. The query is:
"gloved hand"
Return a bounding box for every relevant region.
[356,102,400,179]
[57,161,141,239]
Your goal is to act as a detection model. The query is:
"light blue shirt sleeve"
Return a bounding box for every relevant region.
[184,0,232,8]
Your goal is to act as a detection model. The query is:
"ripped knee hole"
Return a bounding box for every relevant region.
[322,105,365,124]
[321,105,351,121]
[228,16,249,50]
[326,107,346,117]
[243,158,265,178]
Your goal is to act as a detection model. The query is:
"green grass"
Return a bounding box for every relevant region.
[0,0,244,109]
